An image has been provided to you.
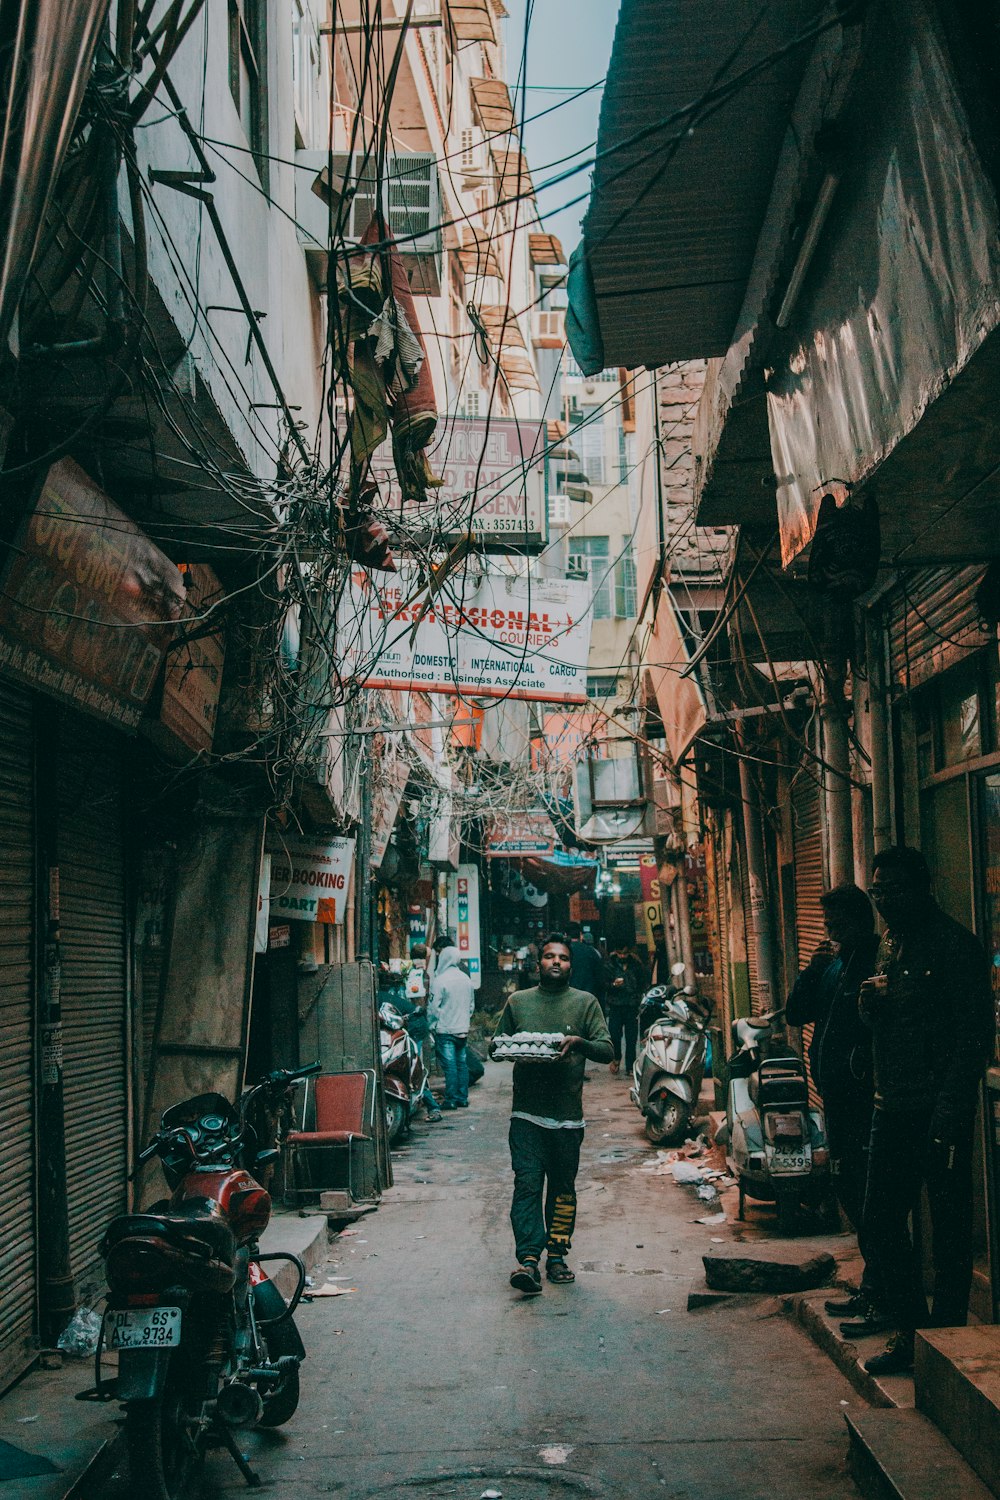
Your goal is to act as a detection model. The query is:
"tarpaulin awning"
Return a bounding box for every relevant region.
[646,589,709,767]
[471,77,515,134]
[566,0,826,373]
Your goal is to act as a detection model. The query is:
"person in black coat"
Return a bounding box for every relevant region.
[567,922,605,1010]
[786,883,878,1235]
[857,846,994,1376]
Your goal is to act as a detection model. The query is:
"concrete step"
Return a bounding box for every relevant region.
[845,1408,993,1500]
[915,1326,1000,1495]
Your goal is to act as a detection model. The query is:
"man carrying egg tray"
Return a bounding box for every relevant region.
[490,932,613,1296]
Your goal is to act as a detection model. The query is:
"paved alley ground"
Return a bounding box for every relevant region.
[196,1060,864,1500]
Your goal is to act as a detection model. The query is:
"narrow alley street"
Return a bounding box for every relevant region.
[209,1067,860,1500]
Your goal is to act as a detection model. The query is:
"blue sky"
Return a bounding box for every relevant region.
[502,1,620,256]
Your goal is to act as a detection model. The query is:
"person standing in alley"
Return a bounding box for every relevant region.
[785,884,878,1327]
[603,940,649,1075]
[568,921,604,1008]
[427,945,476,1111]
[491,933,613,1295]
[649,922,671,985]
[857,846,994,1375]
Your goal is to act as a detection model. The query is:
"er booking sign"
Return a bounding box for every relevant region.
[270,838,355,924]
[339,566,593,704]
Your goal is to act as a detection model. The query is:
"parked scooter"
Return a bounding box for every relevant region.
[630,963,712,1145]
[719,1008,829,1234]
[379,1000,428,1144]
[89,1063,320,1499]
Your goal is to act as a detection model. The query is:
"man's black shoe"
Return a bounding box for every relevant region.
[840,1307,894,1338]
[825,1291,865,1317]
[864,1333,914,1375]
[510,1262,542,1296]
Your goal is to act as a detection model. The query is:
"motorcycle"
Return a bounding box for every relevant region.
[630,964,712,1145]
[90,1062,321,1499]
[718,1008,829,1234]
[379,1000,428,1144]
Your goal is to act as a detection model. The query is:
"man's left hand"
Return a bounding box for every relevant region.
[559,1035,584,1056]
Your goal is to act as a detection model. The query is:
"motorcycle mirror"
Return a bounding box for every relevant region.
[671,962,686,977]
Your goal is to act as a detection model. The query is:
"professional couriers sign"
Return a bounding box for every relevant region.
[338,566,593,703]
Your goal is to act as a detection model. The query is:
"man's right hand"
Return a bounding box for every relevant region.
[809,941,835,971]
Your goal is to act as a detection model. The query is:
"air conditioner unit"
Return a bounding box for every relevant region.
[566,554,589,580]
[295,150,443,293]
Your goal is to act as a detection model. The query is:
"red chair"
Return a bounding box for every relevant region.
[285,1071,378,1206]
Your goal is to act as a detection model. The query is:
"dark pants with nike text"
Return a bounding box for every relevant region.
[861,1105,975,1334]
[508,1117,583,1264]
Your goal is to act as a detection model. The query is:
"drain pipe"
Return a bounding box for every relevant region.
[821,662,854,887]
[736,734,779,1013]
[865,611,893,853]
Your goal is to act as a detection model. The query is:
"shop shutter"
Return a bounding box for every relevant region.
[0,682,36,1385]
[888,566,990,691]
[59,716,128,1282]
[791,767,825,1110]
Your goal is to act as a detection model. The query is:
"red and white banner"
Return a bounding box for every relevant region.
[337,566,593,704]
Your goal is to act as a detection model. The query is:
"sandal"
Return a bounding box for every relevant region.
[546,1257,576,1284]
[510,1261,542,1295]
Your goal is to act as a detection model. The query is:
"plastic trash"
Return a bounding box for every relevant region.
[56,1306,102,1357]
[695,1182,721,1204]
[669,1161,704,1183]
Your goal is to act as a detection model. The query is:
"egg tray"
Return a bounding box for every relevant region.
[492,1030,565,1063]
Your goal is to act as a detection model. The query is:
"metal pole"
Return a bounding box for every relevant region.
[356,737,373,961]
[821,664,854,886]
[866,610,892,854]
[673,856,696,981]
[736,739,779,1013]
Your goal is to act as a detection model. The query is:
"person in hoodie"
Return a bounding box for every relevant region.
[491,933,613,1296]
[427,945,476,1111]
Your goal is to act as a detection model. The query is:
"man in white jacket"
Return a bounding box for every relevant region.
[428,945,476,1110]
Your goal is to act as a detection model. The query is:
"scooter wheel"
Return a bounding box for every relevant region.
[644,1099,690,1146]
[385,1096,407,1144]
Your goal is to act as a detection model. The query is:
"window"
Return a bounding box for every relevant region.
[460,128,476,170]
[464,391,480,417]
[615,550,637,618]
[291,0,319,148]
[570,535,611,620]
[574,420,606,485]
[587,674,619,700]
[229,0,267,180]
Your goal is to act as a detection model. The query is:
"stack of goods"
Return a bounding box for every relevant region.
[492,1032,565,1063]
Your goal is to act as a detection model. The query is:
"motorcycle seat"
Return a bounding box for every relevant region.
[103,1210,236,1265]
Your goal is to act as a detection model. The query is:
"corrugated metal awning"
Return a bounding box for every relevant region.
[448,0,496,43]
[491,144,534,201]
[478,304,526,350]
[458,225,504,280]
[471,77,515,134]
[529,232,565,266]
[569,0,825,371]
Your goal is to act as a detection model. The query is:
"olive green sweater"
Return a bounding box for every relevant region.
[493,984,613,1125]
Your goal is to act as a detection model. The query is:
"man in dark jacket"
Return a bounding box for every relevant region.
[603,943,649,1074]
[858,846,994,1375]
[568,922,604,1008]
[786,883,878,1332]
[786,884,878,1234]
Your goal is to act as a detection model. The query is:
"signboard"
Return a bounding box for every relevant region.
[371,417,546,551]
[0,458,184,730]
[447,863,481,988]
[159,564,226,754]
[639,852,662,947]
[488,812,556,857]
[531,709,602,769]
[338,565,592,704]
[255,853,271,953]
[269,838,356,924]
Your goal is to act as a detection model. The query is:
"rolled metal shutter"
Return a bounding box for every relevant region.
[0,682,36,1385]
[791,767,825,1110]
[888,566,990,691]
[59,716,128,1281]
